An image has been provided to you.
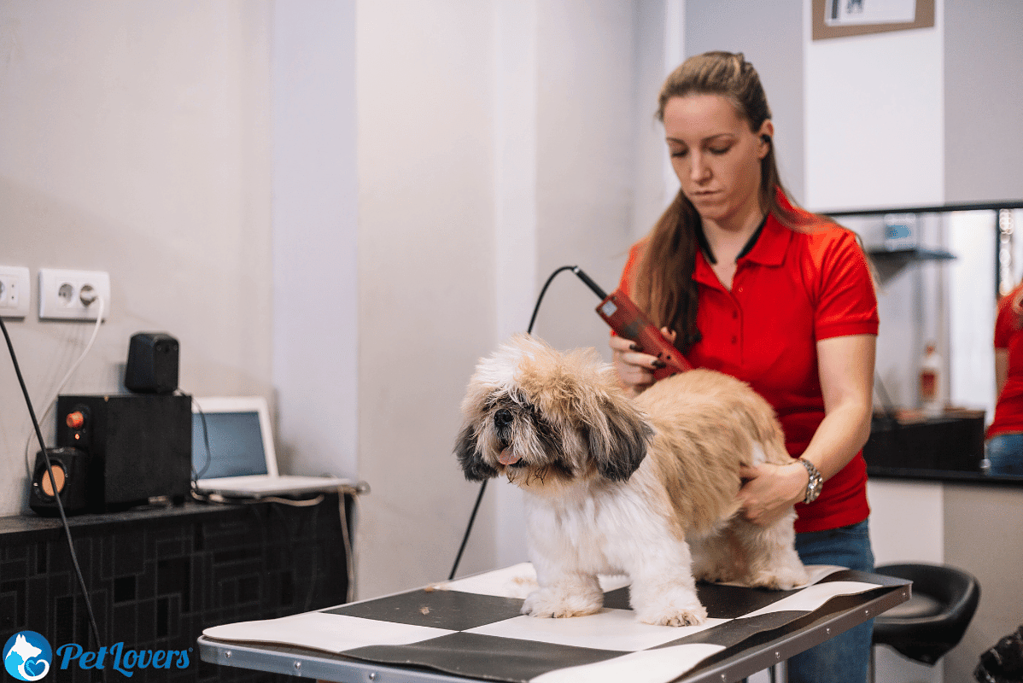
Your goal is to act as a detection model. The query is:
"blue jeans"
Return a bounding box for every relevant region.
[787,520,875,683]
[986,433,1023,475]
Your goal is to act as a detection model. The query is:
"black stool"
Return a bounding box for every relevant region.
[870,563,980,681]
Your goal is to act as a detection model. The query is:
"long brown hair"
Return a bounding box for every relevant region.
[634,51,808,354]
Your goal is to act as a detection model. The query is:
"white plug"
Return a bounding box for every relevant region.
[79,284,98,306]
[39,269,110,321]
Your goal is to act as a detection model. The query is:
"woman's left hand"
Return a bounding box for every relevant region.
[736,462,808,526]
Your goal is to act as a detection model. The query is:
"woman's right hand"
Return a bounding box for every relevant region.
[609,328,676,397]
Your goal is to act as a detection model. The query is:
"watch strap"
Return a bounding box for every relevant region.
[799,458,823,504]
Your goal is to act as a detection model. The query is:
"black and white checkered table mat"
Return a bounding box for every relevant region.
[203,563,896,683]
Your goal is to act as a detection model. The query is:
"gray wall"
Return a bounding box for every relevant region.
[271,1,359,489]
[685,0,805,204]
[945,0,1023,203]
[945,486,1023,682]
[0,1,275,513]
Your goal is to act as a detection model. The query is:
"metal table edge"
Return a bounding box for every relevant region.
[678,581,912,682]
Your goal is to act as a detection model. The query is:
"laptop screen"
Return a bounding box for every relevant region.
[192,410,269,479]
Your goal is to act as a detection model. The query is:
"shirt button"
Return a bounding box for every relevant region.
[732,311,738,320]
[731,336,738,344]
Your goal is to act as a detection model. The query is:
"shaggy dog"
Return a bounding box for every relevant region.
[454,334,808,627]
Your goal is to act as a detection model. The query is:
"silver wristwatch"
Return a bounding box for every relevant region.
[799,458,823,504]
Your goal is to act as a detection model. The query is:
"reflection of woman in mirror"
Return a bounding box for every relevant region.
[985,284,1023,475]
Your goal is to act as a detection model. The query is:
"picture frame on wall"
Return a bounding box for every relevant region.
[812,0,935,40]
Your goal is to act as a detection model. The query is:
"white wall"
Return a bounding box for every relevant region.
[804,22,944,211]
[353,0,678,595]
[490,0,539,569]
[355,0,499,597]
[529,0,643,357]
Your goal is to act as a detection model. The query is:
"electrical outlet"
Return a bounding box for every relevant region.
[0,266,31,319]
[39,268,111,321]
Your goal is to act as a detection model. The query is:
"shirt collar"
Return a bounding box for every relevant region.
[693,211,792,286]
[741,212,792,267]
[694,213,770,265]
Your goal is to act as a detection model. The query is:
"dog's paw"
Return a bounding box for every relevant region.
[637,602,708,627]
[693,565,739,585]
[747,564,810,591]
[522,589,602,619]
[634,593,708,627]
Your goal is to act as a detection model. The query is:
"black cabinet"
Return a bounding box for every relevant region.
[0,495,351,682]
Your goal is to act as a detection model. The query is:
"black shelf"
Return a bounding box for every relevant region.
[866,247,956,262]
[824,199,1023,218]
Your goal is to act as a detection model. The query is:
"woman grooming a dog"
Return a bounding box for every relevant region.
[610,52,878,683]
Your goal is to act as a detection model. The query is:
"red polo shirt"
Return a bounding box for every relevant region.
[987,283,1023,438]
[618,202,879,533]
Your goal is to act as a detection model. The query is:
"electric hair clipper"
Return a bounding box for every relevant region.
[572,266,691,379]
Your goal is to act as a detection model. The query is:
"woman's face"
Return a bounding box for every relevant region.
[662,93,772,230]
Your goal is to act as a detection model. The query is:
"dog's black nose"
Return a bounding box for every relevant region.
[494,409,514,428]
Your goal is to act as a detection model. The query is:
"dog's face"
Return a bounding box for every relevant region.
[455,335,652,491]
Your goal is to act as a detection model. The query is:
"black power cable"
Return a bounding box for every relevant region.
[0,315,106,671]
[448,265,578,581]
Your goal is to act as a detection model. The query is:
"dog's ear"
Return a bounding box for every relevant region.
[455,424,498,481]
[588,395,652,482]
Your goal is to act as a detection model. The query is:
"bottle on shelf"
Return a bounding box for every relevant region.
[919,342,942,416]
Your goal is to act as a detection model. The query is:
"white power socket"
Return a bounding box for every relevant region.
[0,266,31,319]
[39,268,111,321]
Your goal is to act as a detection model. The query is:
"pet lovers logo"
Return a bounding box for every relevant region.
[3,632,50,682]
[4,631,191,679]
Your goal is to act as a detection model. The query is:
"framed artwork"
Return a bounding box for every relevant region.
[812,0,935,40]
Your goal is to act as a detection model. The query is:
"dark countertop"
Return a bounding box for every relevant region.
[0,496,336,543]
[867,466,1023,487]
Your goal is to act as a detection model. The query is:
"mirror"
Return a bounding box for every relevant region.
[830,202,1023,482]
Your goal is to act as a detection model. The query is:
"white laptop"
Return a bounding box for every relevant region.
[192,396,349,498]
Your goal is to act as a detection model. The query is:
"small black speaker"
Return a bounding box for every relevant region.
[125,332,179,394]
[30,447,93,516]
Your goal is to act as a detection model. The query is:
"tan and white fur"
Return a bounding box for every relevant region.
[454,334,808,627]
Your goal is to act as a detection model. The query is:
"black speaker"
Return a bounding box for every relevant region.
[56,394,192,511]
[125,332,179,394]
[29,447,93,516]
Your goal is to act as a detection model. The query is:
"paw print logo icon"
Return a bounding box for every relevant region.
[3,631,52,681]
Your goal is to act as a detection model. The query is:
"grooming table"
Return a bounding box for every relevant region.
[198,563,909,683]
